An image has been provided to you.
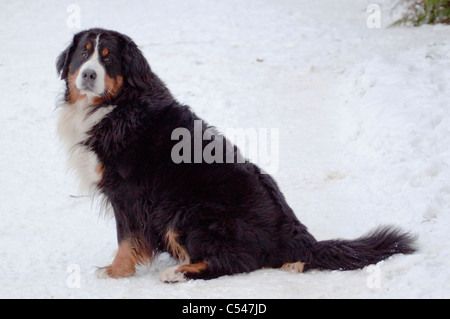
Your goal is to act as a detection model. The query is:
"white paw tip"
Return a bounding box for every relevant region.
[94,267,111,279]
[159,265,187,283]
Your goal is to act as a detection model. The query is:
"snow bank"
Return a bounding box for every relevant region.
[343,38,450,227]
[337,31,450,297]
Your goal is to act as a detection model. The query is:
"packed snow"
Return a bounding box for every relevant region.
[1,0,449,298]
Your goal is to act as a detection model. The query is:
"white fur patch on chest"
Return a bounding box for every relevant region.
[58,99,115,192]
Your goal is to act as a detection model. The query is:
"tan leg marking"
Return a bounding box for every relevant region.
[281,262,305,273]
[177,261,208,274]
[96,238,152,279]
[165,228,190,264]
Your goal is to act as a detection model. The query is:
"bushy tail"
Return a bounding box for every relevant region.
[304,226,417,271]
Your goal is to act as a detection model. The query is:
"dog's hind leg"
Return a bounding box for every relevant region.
[159,261,210,283]
[280,261,305,273]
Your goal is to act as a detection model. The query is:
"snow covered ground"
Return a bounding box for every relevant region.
[1,0,450,298]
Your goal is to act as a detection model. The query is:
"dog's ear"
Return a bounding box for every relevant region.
[56,32,84,80]
[120,35,152,90]
[56,45,73,80]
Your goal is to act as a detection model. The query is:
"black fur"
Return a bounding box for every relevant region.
[58,28,416,280]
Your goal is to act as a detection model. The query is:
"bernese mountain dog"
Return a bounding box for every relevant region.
[56,28,415,282]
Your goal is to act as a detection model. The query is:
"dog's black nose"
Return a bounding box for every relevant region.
[82,69,97,81]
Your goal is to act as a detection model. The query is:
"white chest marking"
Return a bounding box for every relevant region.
[58,99,115,192]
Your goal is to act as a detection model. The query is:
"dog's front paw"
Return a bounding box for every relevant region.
[95,265,135,279]
[95,266,112,279]
[159,265,187,283]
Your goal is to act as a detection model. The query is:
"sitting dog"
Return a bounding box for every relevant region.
[56,28,415,282]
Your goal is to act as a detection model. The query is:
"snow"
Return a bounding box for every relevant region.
[1,0,450,298]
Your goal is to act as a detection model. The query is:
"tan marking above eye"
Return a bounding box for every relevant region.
[102,48,109,56]
[85,42,92,50]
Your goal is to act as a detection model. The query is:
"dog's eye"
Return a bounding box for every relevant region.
[103,56,112,64]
